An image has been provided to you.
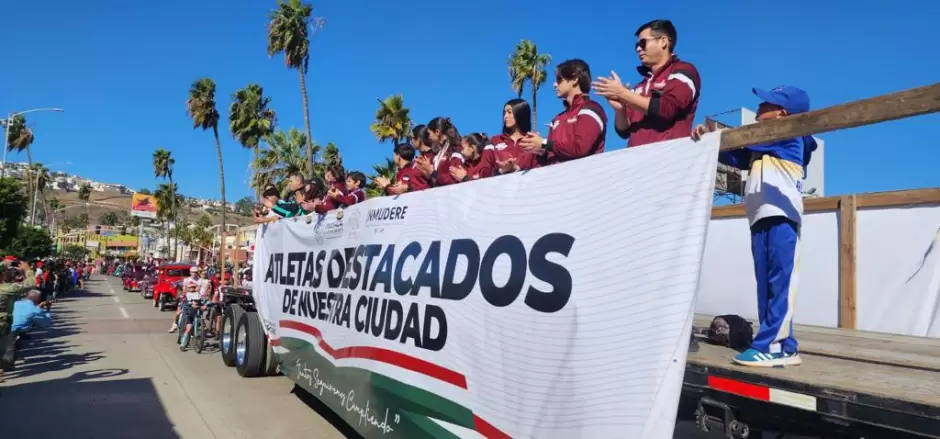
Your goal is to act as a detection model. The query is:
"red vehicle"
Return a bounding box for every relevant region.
[121,265,144,291]
[151,263,192,311]
[122,271,146,292]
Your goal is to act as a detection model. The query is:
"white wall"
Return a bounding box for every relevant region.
[697,212,840,327]
[697,204,940,338]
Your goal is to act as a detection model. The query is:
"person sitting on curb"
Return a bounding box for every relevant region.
[693,85,817,367]
[11,290,53,337]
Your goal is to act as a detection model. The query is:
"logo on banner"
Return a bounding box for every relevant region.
[365,206,408,226]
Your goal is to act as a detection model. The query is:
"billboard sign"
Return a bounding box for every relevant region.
[131,193,158,219]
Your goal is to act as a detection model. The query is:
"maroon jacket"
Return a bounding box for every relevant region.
[388,162,429,194]
[333,187,365,206]
[315,180,347,214]
[432,147,464,186]
[455,154,493,182]
[618,56,700,147]
[522,94,606,169]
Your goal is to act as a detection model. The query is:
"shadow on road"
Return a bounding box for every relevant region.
[3,313,98,380]
[291,384,365,439]
[0,369,181,439]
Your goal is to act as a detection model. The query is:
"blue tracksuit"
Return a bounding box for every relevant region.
[720,135,817,354]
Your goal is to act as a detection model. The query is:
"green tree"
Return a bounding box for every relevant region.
[267,0,325,178]
[63,244,90,259]
[26,162,50,226]
[47,197,63,230]
[5,115,38,214]
[230,84,277,198]
[255,128,309,193]
[366,158,397,199]
[78,183,92,219]
[187,77,227,274]
[508,40,552,127]
[0,177,28,249]
[7,227,54,260]
[155,182,183,259]
[137,188,151,195]
[234,196,254,216]
[370,95,412,147]
[99,211,119,226]
[153,147,178,259]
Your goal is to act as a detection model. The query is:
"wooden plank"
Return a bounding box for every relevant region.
[694,315,940,370]
[856,187,940,209]
[836,197,858,329]
[711,196,839,218]
[719,83,940,151]
[838,195,857,329]
[687,342,940,407]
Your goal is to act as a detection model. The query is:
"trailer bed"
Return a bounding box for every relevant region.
[683,315,940,437]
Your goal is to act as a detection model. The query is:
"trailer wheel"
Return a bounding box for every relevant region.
[220,305,245,367]
[263,341,279,376]
[235,312,265,378]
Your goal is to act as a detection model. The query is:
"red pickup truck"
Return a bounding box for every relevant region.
[151,263,192,311]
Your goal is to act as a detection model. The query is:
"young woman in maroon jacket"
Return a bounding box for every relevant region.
[314,165,347,214]
[415,117,463,187]
[491,98,536,174]
[450,133,494,182]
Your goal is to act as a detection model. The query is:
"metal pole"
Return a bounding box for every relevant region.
[1,114,10,179]
[30,174,40,226]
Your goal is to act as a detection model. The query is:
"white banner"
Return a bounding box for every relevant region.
[254,135,720,439]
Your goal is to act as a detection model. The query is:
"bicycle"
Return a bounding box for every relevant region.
[178,298,208,353]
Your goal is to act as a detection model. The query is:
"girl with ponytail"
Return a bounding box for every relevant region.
[415,116,464,186]
[450,132,494,182]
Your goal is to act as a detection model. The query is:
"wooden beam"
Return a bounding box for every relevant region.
[856,188,940,209]
[838,195,857,329]
[719,83,940,151]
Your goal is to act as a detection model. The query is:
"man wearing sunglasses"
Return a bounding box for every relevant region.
[593,19,701,148]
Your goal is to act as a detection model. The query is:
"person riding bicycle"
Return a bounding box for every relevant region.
[169,266,207,333]
[177,267,208,349]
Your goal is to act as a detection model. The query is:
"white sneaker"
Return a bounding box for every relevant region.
[168,324,178,333]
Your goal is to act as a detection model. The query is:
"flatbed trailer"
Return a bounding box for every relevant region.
[682,315,940,438]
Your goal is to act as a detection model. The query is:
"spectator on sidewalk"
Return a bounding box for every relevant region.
[594,19,701,147]
[11,290,52,336]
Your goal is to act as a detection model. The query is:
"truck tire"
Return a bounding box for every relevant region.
[263,342,279,376]
[220,305,245,367]
[158,294,171,312]
[235,312,265,378]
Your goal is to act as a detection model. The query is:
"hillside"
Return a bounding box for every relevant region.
[48,190,253,227]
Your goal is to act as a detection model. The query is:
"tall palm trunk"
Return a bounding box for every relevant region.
[213,125,227,279]
[25,146,35,225]
[170,174,177,261]
[298,68,314,179]
[531,68,539,129]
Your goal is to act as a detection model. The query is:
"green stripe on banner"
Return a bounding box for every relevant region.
[277,336,479,439]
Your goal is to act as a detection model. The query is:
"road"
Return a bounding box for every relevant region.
[0,275,352,439]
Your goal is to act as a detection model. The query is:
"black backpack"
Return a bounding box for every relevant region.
[707,315,754,352]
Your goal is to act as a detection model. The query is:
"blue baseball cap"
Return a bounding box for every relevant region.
[752,85,810,115]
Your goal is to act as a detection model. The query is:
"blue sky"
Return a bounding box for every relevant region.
[1,0,938,201]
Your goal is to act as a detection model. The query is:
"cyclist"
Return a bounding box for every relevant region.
[178,269,206,350]
[169,267,202,333]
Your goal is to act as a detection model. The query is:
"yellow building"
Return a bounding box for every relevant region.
[57,230,139,258]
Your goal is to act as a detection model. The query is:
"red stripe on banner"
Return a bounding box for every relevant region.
[279,319,468,389]
[269,338,281,346]
[708,375,770,401]
[473,414,513,439]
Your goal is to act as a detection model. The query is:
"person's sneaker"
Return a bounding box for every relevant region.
[168,324,178,333]
[732,348,802,367]
[180,334,190,351]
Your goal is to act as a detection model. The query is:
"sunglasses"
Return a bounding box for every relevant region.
[635,36,666,50]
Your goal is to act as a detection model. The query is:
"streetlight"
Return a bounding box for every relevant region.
[1,107,65,178]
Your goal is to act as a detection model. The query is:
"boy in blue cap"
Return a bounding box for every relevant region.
[693,85,818,367]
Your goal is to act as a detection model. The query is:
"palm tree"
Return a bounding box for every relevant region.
[267,0,326,178]
[254,128,309,193]
[153,147,177,259]
[155,183,182,259]
[5,115,37,215]
[508,40,552,127]
[370,95,412,147]
[78,183,92,221]
[187,77,227,276]
[99,211,119,226]
[27,162,50,226]
[229,83,277,199]
[366,158,397,199]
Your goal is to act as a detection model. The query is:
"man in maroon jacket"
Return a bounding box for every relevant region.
[593,19,701,147]
[518,59,607,167]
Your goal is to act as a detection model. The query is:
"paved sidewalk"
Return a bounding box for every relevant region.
[0,276,353,439]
